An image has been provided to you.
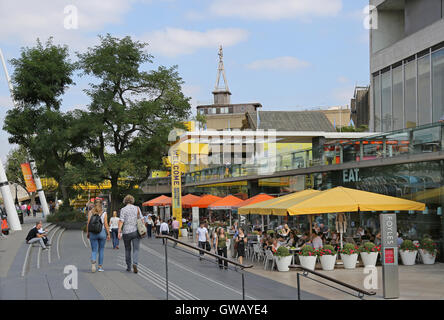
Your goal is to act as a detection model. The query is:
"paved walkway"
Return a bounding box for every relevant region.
[0,219,321,300]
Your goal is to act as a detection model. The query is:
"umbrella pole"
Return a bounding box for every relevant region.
[230,210,232,228]
[309,215,313,237]
[261,215,264,232]
[340,232,343,250]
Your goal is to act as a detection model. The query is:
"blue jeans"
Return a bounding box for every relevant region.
[111,228,119,248]
[90,228,106,266]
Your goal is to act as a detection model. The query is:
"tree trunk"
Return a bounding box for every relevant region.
[110,175,120,214]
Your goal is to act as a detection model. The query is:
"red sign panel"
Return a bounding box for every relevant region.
[385,248,395,264]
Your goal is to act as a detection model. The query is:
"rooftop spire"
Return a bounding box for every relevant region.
[213,45,231,104]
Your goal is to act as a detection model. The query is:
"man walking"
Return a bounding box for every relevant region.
[159,219,169,244]
[196,222,209,260]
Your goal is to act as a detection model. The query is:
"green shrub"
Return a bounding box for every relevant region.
[317,244,336,256]
[340,243,359,255]
[299,245,316,256]
[359,242,380,253]
[47,209,87,223]
[400,240,418,251]
[275,246,291,257]
[266,230,275,235]
[420,238,438,256]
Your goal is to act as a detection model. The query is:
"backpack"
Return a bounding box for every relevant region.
[88,213,103,234]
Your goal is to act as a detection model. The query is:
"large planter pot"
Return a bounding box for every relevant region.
[419,249,436,265]
[180,229,188,237]
[299,255,317,271]
[400,250,417,266]
[320,254,337,271]
[275,255,293,272]
[341,253,358,269]
[360,252,379,267]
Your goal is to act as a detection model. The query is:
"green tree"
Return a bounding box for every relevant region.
[78,34,191,210]
[3,38,92,206]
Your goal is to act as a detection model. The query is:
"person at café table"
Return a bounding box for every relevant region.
[285,232,297,247]
[280,224,291,239]
[271,238,280,253]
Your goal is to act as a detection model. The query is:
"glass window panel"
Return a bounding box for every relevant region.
[373,75,381,131]
[381,71,392,131]
[392,66,403,130]
[432,48,444,122]
[405,61,417,128]
[418,55,431,125]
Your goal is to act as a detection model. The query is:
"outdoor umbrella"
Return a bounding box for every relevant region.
[238,189,321,215]
[183,194,222,209]
[181,194,201,208]
[234,194,275,231]
[143,195,171,207]
[208,195,244,227]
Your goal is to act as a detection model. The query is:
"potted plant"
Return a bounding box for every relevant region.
[298,246,317,270]
[339,243,359,269]
[317,245,337,271]
[419,238,438,265]
[274,246,293,272]
[359,242,380,267]
[399,240,419,265]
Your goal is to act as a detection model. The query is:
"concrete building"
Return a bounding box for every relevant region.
[351,86,370,128]
[319,106,351,129]
[370,0,444,131]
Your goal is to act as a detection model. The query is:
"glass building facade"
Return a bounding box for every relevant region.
[373,44,444,131]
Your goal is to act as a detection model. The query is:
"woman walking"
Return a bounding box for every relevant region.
[118,195,142,273]
[87,198,110,273]
[215,227,228,269]
[109,211,120,249]
[155,216,161,236]
[235,228,247,265]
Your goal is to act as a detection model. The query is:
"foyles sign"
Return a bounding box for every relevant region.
[381,214,397,248]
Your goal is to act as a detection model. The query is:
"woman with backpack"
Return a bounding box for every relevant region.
[87,198,110,273]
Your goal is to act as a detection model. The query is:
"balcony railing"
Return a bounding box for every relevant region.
[144,122,444,188]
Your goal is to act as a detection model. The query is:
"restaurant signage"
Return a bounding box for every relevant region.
[380,213,399,299]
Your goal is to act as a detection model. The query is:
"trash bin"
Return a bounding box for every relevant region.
[17,210,24,224]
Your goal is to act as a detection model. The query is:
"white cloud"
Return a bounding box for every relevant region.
[209,0,342,21]
[141,28,249,57]
[331,86,354,106]
[0,0,153,49]
[337,76,349,84]
[246,56,310,71]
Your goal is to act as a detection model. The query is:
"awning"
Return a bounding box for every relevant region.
[287,187,426,215]
[143,195,172,207]
[238,189,320,215]
[233,194,275,209]
[208,195,244,210]
[181,194,201,208]
[184,194,222,209]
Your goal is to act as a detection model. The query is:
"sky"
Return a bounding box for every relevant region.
[0,0,370,161]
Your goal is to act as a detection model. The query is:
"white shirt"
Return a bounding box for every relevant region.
[160,222,169,233]
[109,217,120,229]
[196,227,208,242]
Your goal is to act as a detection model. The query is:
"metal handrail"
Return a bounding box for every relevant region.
[156,235,253,300]
[289,264,376,300]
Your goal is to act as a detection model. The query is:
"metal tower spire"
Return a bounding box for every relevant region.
[212,45,231,104]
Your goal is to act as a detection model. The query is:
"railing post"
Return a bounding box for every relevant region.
[242,272,245,300]
[165,237,169,300]
[297,272,301,300]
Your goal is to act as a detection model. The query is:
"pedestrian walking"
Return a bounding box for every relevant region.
[171,217,180,246]
[196,222,209,260]
[109,211,120,249]
[87,198,110,273]
[145,214,153,238]
[118,195,142,273]
[159,219,169,244]
[235,227,247,265]
[215,227,228,269]
[155,216,161,235]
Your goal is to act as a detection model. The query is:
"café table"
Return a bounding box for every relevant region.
[288,247,302,265]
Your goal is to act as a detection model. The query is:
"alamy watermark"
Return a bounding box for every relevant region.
[363,266,378,290]
[63,265,78,290]
[64,5,79,30]
[363,5,378,30]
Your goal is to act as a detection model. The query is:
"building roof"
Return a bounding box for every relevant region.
[247,111,336,132]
